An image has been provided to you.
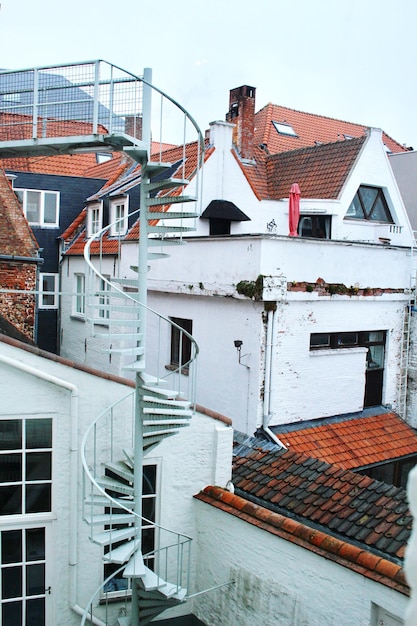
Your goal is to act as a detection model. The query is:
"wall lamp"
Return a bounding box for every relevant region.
[234,340,250,367]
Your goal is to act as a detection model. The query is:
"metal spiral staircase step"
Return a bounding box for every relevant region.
[147,194,196,207]
[147,210,198,220]
[144,177,189,193]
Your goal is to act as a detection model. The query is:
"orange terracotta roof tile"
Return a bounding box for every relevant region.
[254,103,407,156]
[275,412,417,469]
[195,483,408,595]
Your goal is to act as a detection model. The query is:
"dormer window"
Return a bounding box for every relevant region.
[15,189,59,227]
[109,197,128,236]
[87,202,103,237]
[345,185,393,223]
[272,121,297,137]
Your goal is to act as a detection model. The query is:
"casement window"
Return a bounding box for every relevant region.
[98,276,110,321]
[310,330,385,355]
[74,274,85,316]
[103,463,158,597]
[298,215,331,239]
[169,317,193,370]
[39,274,58,309]
[87,203,102,237]
[0,525,51,625]
[0,418,52,516]
[109,198,128,236]
[345,185,393,223]
[15,189,59,227]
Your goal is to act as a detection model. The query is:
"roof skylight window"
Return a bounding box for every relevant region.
[272,121,297,137]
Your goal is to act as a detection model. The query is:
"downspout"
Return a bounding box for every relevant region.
[0,353,105,626]
[262,308,287,449]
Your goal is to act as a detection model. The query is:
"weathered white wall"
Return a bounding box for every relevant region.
[193,498,407,626]
[0,339,233,625]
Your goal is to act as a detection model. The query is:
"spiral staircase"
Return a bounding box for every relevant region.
[0,60,204,625]
[78,72,203,624]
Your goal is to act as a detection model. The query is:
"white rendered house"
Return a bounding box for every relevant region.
[60,114,416,436]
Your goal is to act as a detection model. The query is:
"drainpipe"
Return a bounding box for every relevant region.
[262,308,286,449]
[0,353,104,625]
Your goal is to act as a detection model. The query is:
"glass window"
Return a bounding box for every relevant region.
[0,418,52,516]
[170,317,193,368]
[75,274,85,316]
[345,186,393,223]
[39,274,58,309]
[272,121,298,137]
[15,189,59,227]
[298,215,331,239]
[310,333,330,349]
[110,198,128,236]
[0,527,46,625]
[98,277,110,320]
[87,203,102,237]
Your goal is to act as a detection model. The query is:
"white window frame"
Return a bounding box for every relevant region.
[98,276,110,321]
[15,189,60,227]
[74,274,85,317]
[109,197,128,236]
[87,202,103,238]
[39,274,58,310]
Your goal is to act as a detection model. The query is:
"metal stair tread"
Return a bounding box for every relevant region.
[144,177,189,192]
[147,211,198,219]
[147,194,196,206]
[103,538,139,564]
[123,550,146,578]
[138,565,167,591]
[143,406,193,416]
[86,513,135,525]
[91,526,139,547]
[96,477,134,495]
[142,395,191,408]
[103,460,134,482]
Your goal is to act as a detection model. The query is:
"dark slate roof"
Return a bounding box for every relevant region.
[201,200,250,221]
[232,445,411,565]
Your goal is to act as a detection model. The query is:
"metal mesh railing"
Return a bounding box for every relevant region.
[0,60,143,141]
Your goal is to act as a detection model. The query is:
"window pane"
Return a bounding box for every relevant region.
[26,528,45,562]
[26,564,45,596]
[336,332,357,346]
[0,420,22,450]
[2,530,22,564]
[3,601,22,626]
[346,194,364,218]
[0,485,22,515]
[26,453,51,481]
[43,193,57,224]
[0,454,22,482]
[26,485,51,514]
[359,186,378,215]
[26,419,52,449]
[26,191,41,223]
[2,565,22,599]
[367,345,384,369]
[370,196,392,222]
[26,598,45,626]
[143,465,156,495]
[142,497,155,521]
[310,333,330,348]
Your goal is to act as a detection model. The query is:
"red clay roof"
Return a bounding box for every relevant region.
[254,103,407,155]
[196,483,409,595]
[265,135,366,200]
[274,412,417,470]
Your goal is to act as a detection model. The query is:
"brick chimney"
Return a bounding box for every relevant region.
[125,115,143,140]
[226,85,256,160]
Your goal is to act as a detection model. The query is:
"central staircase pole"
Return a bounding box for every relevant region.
[132,67,152,626]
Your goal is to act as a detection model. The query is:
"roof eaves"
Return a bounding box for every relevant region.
[195,486,409,595]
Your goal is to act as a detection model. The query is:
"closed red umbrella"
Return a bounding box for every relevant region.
[288,183,300,237]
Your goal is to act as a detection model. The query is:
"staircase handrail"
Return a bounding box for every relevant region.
[81,389,192,541]
[83,213,199,374]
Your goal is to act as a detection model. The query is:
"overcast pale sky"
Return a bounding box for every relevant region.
[1,0,416,148]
